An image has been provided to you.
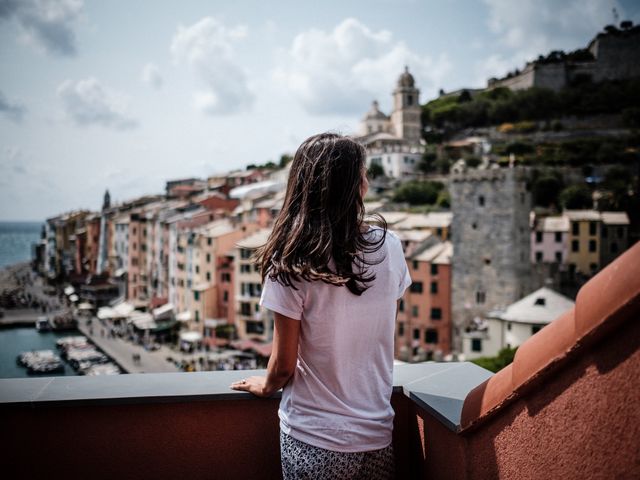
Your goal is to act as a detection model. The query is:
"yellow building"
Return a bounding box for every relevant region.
[565,210,601,277]
[234,228,272,341]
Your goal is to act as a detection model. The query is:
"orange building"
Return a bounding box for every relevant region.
[396,241,453,361]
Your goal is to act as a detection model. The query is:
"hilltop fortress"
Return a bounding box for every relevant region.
[487,21,640,92]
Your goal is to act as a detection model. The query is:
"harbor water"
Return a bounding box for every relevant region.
[0,326,81,378]
[0,221,42,269]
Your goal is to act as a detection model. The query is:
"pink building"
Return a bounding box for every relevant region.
[530,215,569,265]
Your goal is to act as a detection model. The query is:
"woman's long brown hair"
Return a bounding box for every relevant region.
[255,132,387,296]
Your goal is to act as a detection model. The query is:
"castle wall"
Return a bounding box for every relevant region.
[590,33,640,82]
[450,167,533,353]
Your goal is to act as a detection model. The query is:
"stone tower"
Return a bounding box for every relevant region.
[391,66,421,144]
[449,165,533,354]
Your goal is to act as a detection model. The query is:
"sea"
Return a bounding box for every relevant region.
[0,220,78,379]
[0,221,43,269]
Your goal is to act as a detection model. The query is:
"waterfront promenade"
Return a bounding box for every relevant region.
[76,315,180,374]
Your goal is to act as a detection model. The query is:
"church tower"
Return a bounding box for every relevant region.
[102,189,111,211]
[391,66,422,144]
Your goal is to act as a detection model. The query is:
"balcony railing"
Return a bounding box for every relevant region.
[0,362,490,480]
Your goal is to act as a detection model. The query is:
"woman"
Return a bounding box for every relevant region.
[230,132,411,479]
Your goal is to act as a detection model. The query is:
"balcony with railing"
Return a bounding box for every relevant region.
[2,242,639,479]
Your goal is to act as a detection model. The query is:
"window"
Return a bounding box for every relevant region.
[431,264,438,275]
[407,94,413,106]
[589,240,597,252]
[507,322,512,331]
[413,328,420,340]
[412,306,419,317]
[589,221,597,236]
[431,308,442,320]
[412,260,419,270]
[476,291,486,304]
[610,242,618,254]
[240,302,251,316]
[478,195,485,207]
[425,328,438,344]
[535,251,543,263]
[195,311,200,323]
[572,240,579,252]
[602,227,608,239]
[534,297,546,306]
[471,338,482,352]
[398,322,404,336]
[398,299,404,312]
[221,273,231,283]
[206,253,211,263]
[246,320,264,334]
[555,232,562,243]
[240,265,251,273]
[431,281,438,294]
[240,249,252,259]
[535,232,542,243]
[207,238,212,246]
[195,266,199,274]
[531,325,541,335]
[590,263,598,272]
[572,222,579,235]
[223,291,228,302]
[410,282,423,293]
[194,291,200,301]
[555,251,562,263]
[206,272,211,281]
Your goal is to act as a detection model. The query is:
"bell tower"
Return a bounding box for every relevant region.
[391,66,422,144]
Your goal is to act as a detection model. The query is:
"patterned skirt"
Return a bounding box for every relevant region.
[279,430,395,480]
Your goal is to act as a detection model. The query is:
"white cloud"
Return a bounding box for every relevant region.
[57,77,138,130]
[170,16,253,115]
[475,0,628,86]
[0,0,83,56]
[272,18,451,115]
[0,90,26,121]
[141,62,163,89]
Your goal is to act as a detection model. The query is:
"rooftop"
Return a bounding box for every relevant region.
[488,286,575,325]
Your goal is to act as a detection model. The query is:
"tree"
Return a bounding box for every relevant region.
[532,171,564,208]
[559,184,592,209]
[417,152,437,174]
[392,181,444,205]
[471,346,518,373]
[279,154,293,168]
[367,163,385,179]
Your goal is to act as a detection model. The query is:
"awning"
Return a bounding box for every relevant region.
[97,307,116,320]
[230,339,273,357]
[78,302,94,310]
[176,311,191,322]
[64,286,75,296]
[114,268,127,277]
[193,283,210,292]
[130,313,156,330]
[69,294,79,302]
[204,318,226,328]
[153,303,174,320]
[180,331,202,343]
[113,302,135,318]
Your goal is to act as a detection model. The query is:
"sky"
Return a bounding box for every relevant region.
[1,0,639,221]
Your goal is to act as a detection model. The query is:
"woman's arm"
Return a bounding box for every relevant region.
[229,311,301,397]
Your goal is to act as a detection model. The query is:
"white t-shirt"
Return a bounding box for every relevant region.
[259,227,412,452]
